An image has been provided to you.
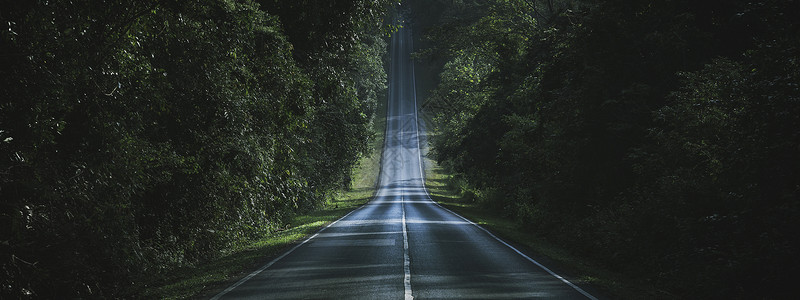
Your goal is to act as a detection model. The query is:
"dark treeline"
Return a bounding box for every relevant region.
[1,0,393,297]
[414,0,799,298]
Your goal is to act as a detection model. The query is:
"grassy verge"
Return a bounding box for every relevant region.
[422,162,674,300]
[138,97,388,300]
[138,189,374,299]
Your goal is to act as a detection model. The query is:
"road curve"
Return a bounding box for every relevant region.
[210,19,598,300]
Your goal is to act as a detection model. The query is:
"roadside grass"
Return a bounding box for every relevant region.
[139,188,374,300]
[139,97,387,300]
[422,161,674,300]
[137,188,372,299]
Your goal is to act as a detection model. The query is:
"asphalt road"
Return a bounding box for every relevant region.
[211,23,597,300]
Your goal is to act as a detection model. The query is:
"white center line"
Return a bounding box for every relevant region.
[402,195,413,300]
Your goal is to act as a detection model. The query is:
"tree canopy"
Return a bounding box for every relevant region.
[1,0,394,297]
[415,0,799,298]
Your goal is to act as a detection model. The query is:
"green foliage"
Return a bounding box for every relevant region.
[256,0,392,191]
[1,0,393,297]
[637,53,800,297]
[421,0,799,297]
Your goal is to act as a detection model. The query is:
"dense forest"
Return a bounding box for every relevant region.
[1,0,394,297]
[3,0,799,298]
[412,0,799,298]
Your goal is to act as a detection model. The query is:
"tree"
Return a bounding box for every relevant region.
[419,0,800,297]
[1,0,394,297]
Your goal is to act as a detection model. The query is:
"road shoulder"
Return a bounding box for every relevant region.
[422,161,678,300]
